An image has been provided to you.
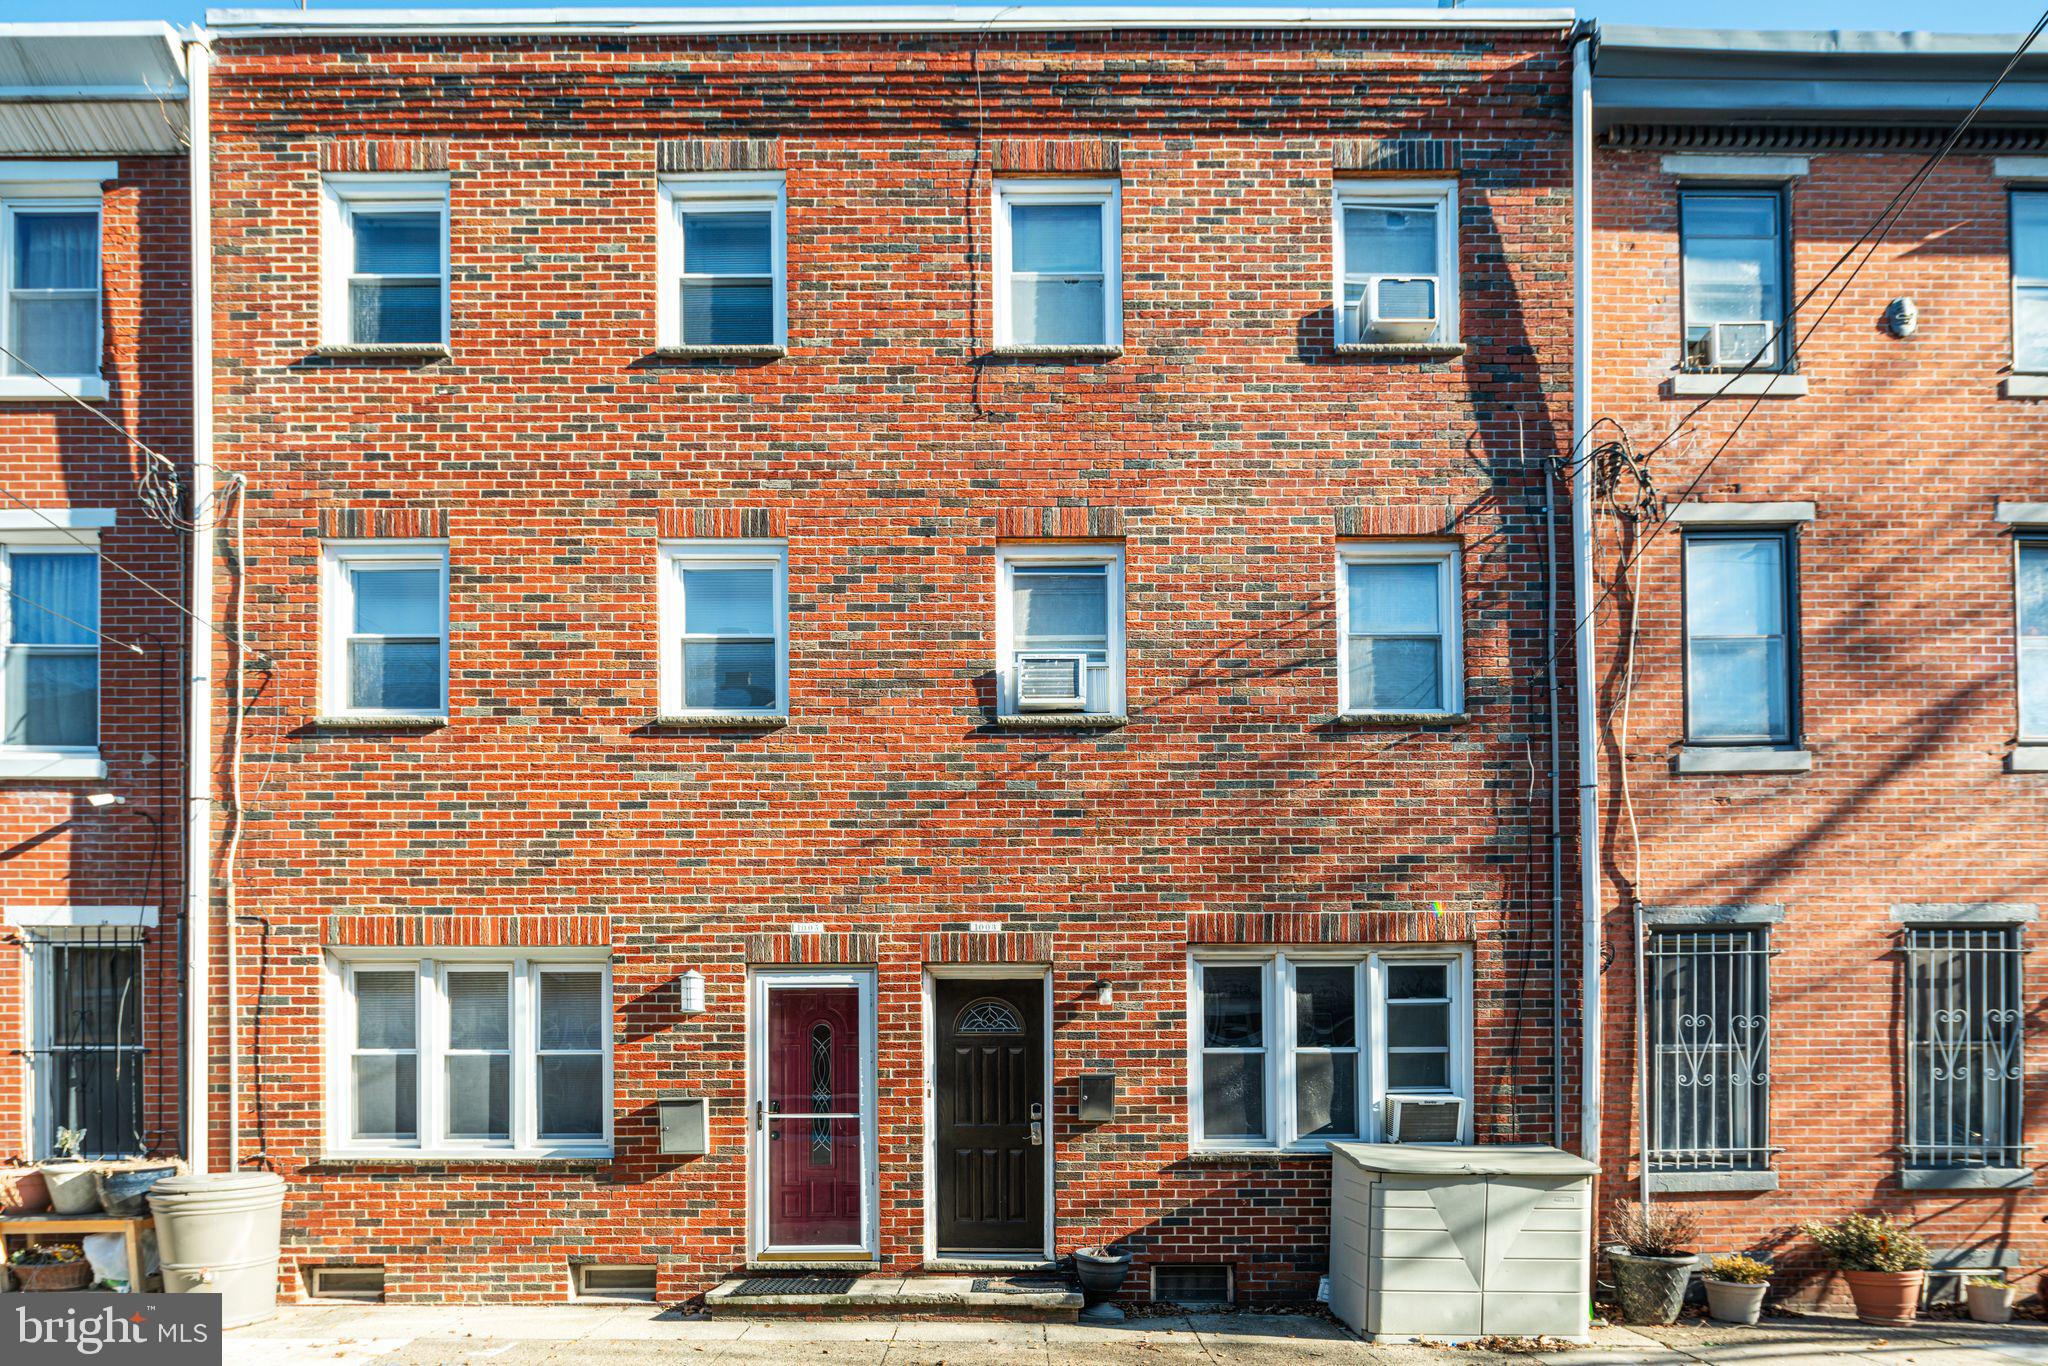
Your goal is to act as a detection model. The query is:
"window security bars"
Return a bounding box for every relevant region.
[28,927,147,1159]
[1903,927,2026,1171]
[1645,929,1772,1173]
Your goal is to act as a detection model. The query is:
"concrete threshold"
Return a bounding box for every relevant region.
[706,1271,1083,1322]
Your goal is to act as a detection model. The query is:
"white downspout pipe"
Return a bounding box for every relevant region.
[183,34,214,1177]
[1571,25,1602,1164]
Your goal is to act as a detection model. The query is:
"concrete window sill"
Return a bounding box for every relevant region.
[2007,744,2048,773]
[650,712,789,730]
[1649,1169,1779,1194]
[744,1260,881,1273]
[0,750,106,781]
[1900,1166,2035,1191]
[0,375,106,402]
[2003,375,2048,399]
[1674,746,1813,775]
[316,1149,612,1165]
[649,345,786,361]
[1668,372,1808,399]
[993,712,1128,730]
[1181,1148,1331,1164]
[1332,342,1466,360]
[985,345,1123,361]
[313,714,448,731]
[310,344,452,361]
[1331,710,1470,728]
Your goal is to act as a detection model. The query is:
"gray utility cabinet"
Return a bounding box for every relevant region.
[1328,1144,1596,1343]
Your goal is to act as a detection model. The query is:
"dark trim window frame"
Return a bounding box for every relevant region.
[1645,926,1773,1175]
[1902,925,2026,1172]
[1681,526,1802,748]
[2011,189,2048,376]
[1678,183,1794,375]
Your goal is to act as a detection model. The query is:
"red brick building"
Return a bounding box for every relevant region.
[195,6,1580,1305]
[1587,27,2048,1297]
[0,25,193,1174]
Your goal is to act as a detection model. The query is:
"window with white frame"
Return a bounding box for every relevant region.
[1190,952,1468,1150]
[1337,543,1462,716]
[320,541,449,719]
[993,179,1120,349]
[3,188,101,384]
[1902,925,2025,1171]
[995,544,1124,717]
[658,174,786,349]
[1334,180,1457,346]
[330,953,611,1156]
[2019,537,2047,742]
[1680,188,1788,372]
[321,176,449,348]
[2,539,99,754]
[2013,193,2048,374]
[1683,529,1797,745]
[657,541,788,717]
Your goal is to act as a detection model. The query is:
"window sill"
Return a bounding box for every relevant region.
[994,712,1128,730]
[309,344,452,361]
[312,714,448,731]
[1331,710,1470,728]
[1332,342,1465,359]
[1668,371,1808,399]
[1182,1147,1334,1164]
[2007,744,2048,773]
[316,1148,611,1165]
[648,344,786,361]
[1900,1166,2034,1191]
[1648,1169,1779,1194]
[985,344,1123,361]
[0,750,107,781]
[1673,745,1812,775]
[2003,375,2048,399]
[0,375,107,402]
[650,712,789,730]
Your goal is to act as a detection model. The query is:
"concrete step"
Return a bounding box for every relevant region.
[706,1272,1083,1322]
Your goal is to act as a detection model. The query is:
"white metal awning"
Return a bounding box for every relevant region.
[0,23,191,157]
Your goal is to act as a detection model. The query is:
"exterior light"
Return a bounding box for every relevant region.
[1096,979,1114,1006]
[86,793,125,808]
[678,969,706,1015]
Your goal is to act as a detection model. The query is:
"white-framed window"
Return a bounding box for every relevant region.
[320,540,450,720]
[1189,950,1470,1152]
[657,174,787,349]
[1333,179,1457,346]
[656,540,789,718]
[2,191,101,388]
[325,950,612,1159]
[2021,537,2048,742]
[2,535,100,762]
[994,543,1125,717]
[992,179,1121,349]
[1337,542,1462,716]
[320,175,450,348]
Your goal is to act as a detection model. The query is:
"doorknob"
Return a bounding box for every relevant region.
[1029,1121,1044,1146]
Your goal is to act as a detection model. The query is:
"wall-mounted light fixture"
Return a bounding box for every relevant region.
[678,969,706,1015]
[87,792,125,808]
[1095,978,1114,1006]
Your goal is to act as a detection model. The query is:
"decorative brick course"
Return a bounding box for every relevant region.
[316,506,450,539]
[989,138,1121,175]
[318,139,452,173]
[655,138,782,173]
[325,914,611,947]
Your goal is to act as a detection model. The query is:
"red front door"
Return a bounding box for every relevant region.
[765,984,864,1248]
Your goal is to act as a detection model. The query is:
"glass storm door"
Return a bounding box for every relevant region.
[757,974,871,1253]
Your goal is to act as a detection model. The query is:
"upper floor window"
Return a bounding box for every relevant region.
[1337,542,1462,717]
[1683,529,1797,745]
[1333,180,1457,346]
[320,541,449,720]
[992,179,1121,349]
[2,539,98,757]
[321,176,449,349]
[0,163,110,397]
[1680,188,1787,372]
[2013,192,2048,375]
[657,174,786,350]
[2020,537,2047,742]
[656,540,789,718]
[995,544,1124,718]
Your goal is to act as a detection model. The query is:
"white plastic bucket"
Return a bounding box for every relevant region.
[147,1171,286,1327]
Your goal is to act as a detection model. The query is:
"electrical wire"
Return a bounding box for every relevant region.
[2,585,145,657]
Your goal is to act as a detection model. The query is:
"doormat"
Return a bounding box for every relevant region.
[732,1276,859,1296]
[972,1276,1073,1295]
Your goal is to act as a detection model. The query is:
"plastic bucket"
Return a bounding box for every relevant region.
[147,1172,286,1327]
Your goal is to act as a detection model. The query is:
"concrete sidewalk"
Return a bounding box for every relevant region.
[223,1305,2048,1365]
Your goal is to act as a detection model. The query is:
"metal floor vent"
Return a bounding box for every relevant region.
[732,1276,858,1296]
[972,1276,1072,1295]
[1151,1264,1232,1308]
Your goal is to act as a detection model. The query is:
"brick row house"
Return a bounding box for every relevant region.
[1586,29,2048,1295]
[0,26,194,1174]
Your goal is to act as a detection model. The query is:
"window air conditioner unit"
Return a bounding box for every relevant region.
[1015,652,1087,711]
[1706,320,1776,371]
[1364,275,1440,343]
[1384,1094,1465,1144]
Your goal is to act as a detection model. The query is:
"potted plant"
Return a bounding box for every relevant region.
[37,1129,98,1216]
[1604,1202,1700,1326]
[1072,1246,1132,1324]
[11,1244,92,1293]
[1,1157,50,1214]
[1966,1273,2017,1324]
[1802,1213,1931,1325]
[95,1157,183,1217]
[1702,1254,1771,1325]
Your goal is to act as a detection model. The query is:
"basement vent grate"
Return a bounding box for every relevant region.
[1152,1264,1232,1308]
[732,1276,858,1296]
[972,1276,1072,1295]
[306,1266,386,1303]
[574,1264,658,1302]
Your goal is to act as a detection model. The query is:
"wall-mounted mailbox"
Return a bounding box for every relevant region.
[658,1097,708,1155]
[1078,1073,1116,1123]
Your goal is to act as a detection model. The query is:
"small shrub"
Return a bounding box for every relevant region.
[11,1243,83,1268]
[53,1128,86,1161]
[1800,1213,1931,1273]
[1705,1254,1771,1285]
[1968,1274,2013,1289]
[1604,1202,1700,1257]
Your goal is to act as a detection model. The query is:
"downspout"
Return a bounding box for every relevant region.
[182,33,213,1177]
[1541,417,1564,1148]
[1570,24,1603,1164]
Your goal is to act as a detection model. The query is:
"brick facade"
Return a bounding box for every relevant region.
[201,24,1577,1305]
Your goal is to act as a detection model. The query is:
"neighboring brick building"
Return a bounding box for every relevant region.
[197,7,1579,1305]
[1588,29,2048,1297]
[0,26,193,1171]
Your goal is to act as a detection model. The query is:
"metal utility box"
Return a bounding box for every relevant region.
[658,1097,708,1155]
[1078,1073,1116,1123]
[1327,1143,1596,1344]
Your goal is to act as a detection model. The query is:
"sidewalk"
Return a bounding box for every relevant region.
[222,1305,2048,1366]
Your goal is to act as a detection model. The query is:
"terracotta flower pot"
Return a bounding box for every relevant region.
[15,1258,92,1293]
[1704,1277,1767,1325]
[1609,1250,1697,1326]
[1966,1282,2016,1324]
[0,1168,50,1214]
[37,1162,98,1215]
[1842,1269,1924,1325]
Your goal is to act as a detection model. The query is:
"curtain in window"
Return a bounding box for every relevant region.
[1346,561,1443,711]
[4,552,98,747]
[1008,202,1105,346]
[10,212,98,376]
[680,210,774,344]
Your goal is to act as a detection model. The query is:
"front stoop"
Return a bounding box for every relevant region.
[706,1273,1083,1322]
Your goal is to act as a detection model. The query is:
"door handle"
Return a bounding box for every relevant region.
[755,1101,765,1132]
[1029,1121,1043,1146]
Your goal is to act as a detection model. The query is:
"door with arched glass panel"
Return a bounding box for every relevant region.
[751,971,875,1257]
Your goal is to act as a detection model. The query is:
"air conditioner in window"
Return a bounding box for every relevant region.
[1015,652,1088,711]
[1384,1094,1465,1144]
[1364,275,1441,343]
[1706,320,1777,371]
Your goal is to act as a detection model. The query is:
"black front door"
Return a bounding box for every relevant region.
[934,977,1044,1255]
